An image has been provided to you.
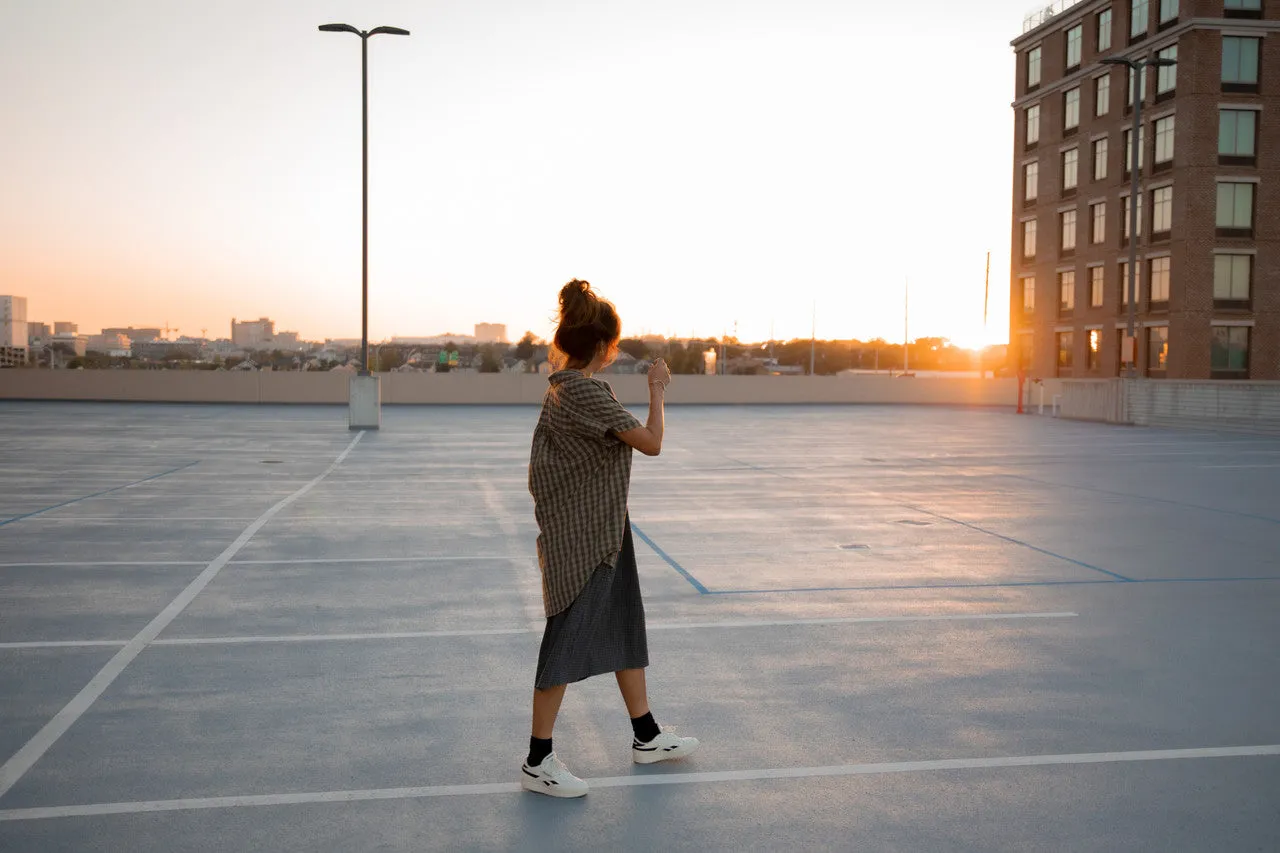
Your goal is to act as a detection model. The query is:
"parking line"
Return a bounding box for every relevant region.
[0,612,1078,650]
[630,523,710,594]
[0,462,199,527]
[0,433,365,801]
[1,744,1275,821]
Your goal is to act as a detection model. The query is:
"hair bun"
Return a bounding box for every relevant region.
[558,279,598,326]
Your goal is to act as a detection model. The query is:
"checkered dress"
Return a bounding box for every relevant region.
[529,369,642,617]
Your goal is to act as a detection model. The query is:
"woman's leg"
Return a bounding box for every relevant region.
[532,684,567,739]
[615,668,650,718]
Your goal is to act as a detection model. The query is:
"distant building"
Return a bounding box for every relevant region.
[54,321,78,335]
[474,323,508,343]
[389,333,477,346]
[231,317,275,348]
[102,326,161,343]
[87,333,132,357]
[1,296,29,366]
[28,322,51,343]
[50,332,87,358]
[273,330,302,349]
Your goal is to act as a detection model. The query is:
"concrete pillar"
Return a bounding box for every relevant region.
[349,374,381,430]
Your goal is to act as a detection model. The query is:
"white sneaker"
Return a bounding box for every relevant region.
[520,752,589,798]
[632,727,700,764]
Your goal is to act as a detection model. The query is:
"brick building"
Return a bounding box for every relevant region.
[1010,0,1278,379]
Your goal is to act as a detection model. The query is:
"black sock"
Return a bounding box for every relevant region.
[527,736,553,767]
[631,711,660,743]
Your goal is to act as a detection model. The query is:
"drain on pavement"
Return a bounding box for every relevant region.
[897,519,932,526]
[839,544,871,551]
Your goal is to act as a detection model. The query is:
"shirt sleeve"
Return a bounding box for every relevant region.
[568,378,642,440]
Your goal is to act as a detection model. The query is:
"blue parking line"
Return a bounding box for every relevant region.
[0,462,200,527]
[1002,474,1280,526]
[904,505,1134,582]
[630,522,709,594]
[706,575,1280,596]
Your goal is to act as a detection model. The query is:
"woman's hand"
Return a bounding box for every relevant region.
[648,358,671,389]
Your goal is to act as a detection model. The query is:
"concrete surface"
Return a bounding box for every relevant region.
[0,401,1277,852]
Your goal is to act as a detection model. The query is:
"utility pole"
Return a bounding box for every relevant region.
[903,279,910,374]
[809,302,816,376]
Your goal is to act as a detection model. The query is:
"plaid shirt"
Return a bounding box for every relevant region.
[529,369,643,616]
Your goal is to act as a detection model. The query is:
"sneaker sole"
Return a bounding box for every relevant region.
[521,776,588,798]
[632,741,700,765]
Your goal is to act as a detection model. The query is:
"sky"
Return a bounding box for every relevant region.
[2,0,1042,348]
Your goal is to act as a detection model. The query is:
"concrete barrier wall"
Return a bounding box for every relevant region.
[0,370,1035,407]
[1059,379,1126,423]
[1126,379,1280,435]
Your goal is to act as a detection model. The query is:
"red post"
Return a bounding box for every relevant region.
[1016,367,1026,414]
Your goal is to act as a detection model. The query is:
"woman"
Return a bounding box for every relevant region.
[522,279,699,798]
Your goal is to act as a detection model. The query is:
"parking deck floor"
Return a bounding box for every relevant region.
[0,401,1277,851]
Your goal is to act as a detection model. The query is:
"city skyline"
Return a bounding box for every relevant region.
[3,0,1037,349]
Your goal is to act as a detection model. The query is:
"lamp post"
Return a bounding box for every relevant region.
[318,23,410,377]
[1100,53,1176,378]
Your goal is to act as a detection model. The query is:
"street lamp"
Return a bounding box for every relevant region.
[1100,54,1176,378]
[318,23,410,377]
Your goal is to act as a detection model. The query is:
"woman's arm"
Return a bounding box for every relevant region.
[616,358,670,456]
[616,382,665,456]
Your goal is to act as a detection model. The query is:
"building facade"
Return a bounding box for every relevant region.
[1011,0,1278,379]
[1,296,28,366]
[231,317,275,348]
[474,323,508,343]
[53,322,77,335]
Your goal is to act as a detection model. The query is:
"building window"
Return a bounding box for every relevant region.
[1158,0,1178,24]
[1095,74,1111,116]
[1127,65,1148,108]
[1024,161,1039,202]
[1091,202,1107,244]
[1026,105,1041,146]
[1152,186,1172,236]
[1064,88,1081,132]
[1098,8,1113,51]
[1122,194,1143,240]
[1061,210,1077,253]
[1062,148,1079,192]
[1225,0,1263,18]
[1066,25,1083,69]
[1060,271,1076,315]
[1023,219,1038,259]
[1211,326,1250,376]
[1088,329,1102,371]
[1219,109,1257,163]
[1222,37,1260,90]
[1213,254,1252,306]
[1131,0,1149,38]
[1028,46,1042,89]
[1156,45,1177,96]
[1093,137,1109,181]
[1123,126,1145,174]
[1153,115,1174,168]
[1023,278,1036,314]
[1146,326,1168,373]
[1216,182,1254,234]
[1090,266,1105,306]
[1057,331,1075,373]
[1149,256,1170,305]
[1119,261,1140,307]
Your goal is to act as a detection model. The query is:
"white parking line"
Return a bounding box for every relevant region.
[0,612,1077,650]
[0,432,367,801]
[1,744,1274,821]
